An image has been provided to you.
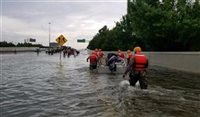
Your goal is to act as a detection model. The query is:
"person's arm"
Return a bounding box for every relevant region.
[108,55,114,62]
[87,56,89,62]
[96,56,100,66]
[116,56,121,61]
[145,59,149,68]
[123,58,134,77]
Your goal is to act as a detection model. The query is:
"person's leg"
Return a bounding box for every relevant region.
[89,64,96,70]
[139,71,148,89]
[114,64,117,71]
[127,58,130,66]
[129,72,139,86]
[89,64,93,70]
[94,64,97,69]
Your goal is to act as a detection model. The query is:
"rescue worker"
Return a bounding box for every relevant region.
[123,46,149,89]
[126,50,133,65]
[98,49,104,58]
[94,48,99,57]
[87,51,98,70]
[118,49,125,59]
[98,49,105,65]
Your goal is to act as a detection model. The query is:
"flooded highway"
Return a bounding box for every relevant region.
[1,51,200,117]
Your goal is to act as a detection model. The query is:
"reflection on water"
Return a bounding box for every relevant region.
[1,51,200,117]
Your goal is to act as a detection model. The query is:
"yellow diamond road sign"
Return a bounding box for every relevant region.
[56,34,67,46]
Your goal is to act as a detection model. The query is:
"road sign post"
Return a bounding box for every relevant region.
[55,34,67,60]
[56,34,67,46]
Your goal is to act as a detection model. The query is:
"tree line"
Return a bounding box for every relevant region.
[0,41,44,47]
[87,0,200,51]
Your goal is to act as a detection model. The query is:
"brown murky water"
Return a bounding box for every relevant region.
[1,51,200,117]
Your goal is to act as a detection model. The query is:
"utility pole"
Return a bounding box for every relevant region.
[48,22,51,48]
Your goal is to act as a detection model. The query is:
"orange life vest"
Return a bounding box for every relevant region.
[133,54,148,71]
[89,54,97,64]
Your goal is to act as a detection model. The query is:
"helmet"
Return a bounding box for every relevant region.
[133,46,142,52]
[95,48,98,52]
[127,50,131,53]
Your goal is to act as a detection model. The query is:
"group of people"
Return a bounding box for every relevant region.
[63,47,80,58]
[46,48,63,55]
[86,48,104,70]
[45,47,80,58]
[87,46,149,89]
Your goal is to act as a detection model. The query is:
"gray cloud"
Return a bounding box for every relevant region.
[2,0,127,49]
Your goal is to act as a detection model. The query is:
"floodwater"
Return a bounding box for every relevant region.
[1,51,200,117]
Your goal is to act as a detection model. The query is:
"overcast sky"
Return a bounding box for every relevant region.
[1,0,127,49]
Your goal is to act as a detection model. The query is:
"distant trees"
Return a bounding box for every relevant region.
[87,0,200,51]
[0,41,44,47]
[0,41,15,47]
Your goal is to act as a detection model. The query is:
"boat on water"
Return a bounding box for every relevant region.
[94,57,127,74]
[96,64,126,74]
[87,49,127,74]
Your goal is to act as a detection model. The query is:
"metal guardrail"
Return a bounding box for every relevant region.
[0,47,40,52]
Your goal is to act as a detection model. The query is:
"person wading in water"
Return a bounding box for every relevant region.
[123,46,149,89]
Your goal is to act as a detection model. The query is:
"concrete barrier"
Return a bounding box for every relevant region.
[87,50,200,74]
[143,52,200,74]
[0,47,40,52]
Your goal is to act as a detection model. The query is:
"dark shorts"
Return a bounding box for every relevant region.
[89,64,97,70]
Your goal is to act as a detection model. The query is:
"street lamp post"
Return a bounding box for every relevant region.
[48,22,51,48]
